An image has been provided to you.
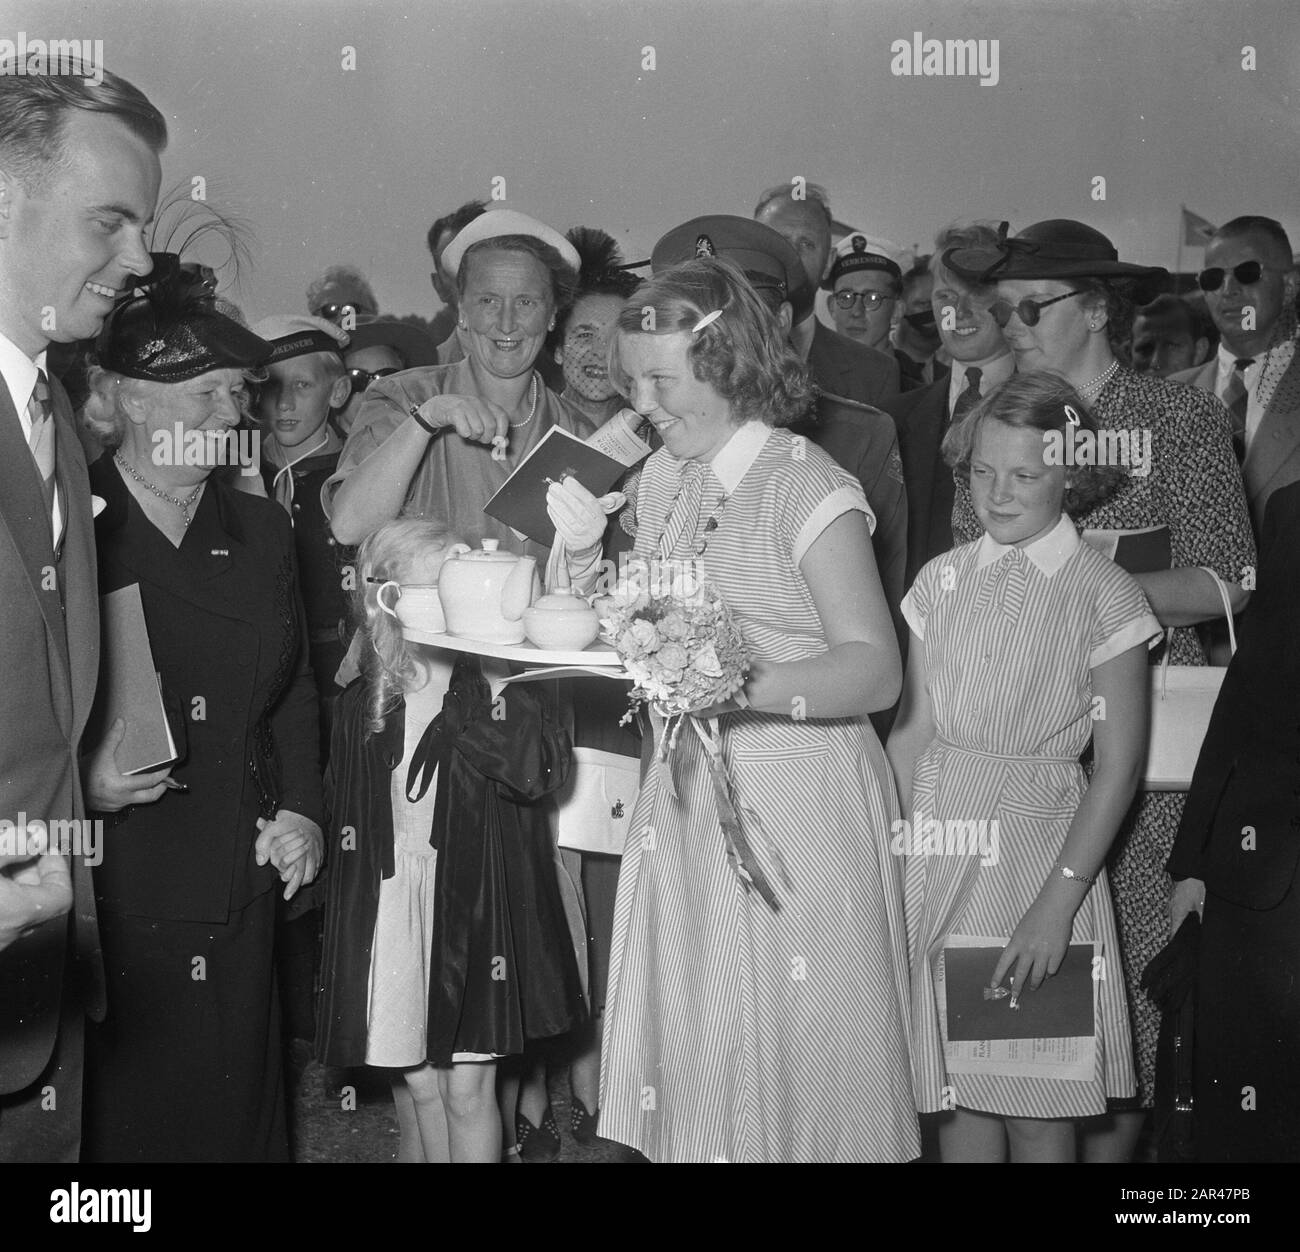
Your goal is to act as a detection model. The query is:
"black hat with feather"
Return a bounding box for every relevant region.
[94,192,272,383]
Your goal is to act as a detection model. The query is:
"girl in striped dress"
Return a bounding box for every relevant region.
[549,256,920,1162]
[887,373,1161,1162]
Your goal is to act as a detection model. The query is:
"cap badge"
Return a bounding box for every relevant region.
[694,235,716,258]
[851,235,867,253]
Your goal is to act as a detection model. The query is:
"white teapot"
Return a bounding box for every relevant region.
[437,538,539,644]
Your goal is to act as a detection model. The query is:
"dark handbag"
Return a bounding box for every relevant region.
[1141,912,1201,1162]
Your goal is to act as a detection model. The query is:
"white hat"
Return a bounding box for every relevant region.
[441,209,581,277]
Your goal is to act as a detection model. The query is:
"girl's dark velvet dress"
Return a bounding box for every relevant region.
[82,456,322,1163]
[318,657,585,1068]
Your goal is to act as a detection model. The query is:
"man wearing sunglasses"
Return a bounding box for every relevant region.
[1169,216,1300,535]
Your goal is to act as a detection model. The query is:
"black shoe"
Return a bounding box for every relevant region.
[570,1096,601,1146]
[516,1106,562,1162]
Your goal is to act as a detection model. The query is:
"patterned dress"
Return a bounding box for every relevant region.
[598,422,920,1163]
[902,517,1161,1117]
[950,366,1257,1105]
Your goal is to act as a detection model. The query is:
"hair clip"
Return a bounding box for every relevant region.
[691,310,723,334]
[364,575,388,585]
[1064,404,1082,426]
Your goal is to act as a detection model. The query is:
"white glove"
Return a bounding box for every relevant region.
[546,476,609,552]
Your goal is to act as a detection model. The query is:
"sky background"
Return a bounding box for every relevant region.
[14,0,1299,322]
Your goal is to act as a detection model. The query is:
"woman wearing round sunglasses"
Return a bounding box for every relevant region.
[943,219,1257,1164]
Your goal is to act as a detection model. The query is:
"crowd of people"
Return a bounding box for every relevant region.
[2,57,1298,1167]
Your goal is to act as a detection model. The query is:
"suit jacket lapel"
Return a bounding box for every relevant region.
[810,323,850,393]
[49,376,101,743]
[1244,355,1300,506]
[0,379,74,734]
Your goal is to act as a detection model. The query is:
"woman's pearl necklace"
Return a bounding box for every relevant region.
[114,453,203,529]
[1078,358,1120,400]
[508,374,539,430]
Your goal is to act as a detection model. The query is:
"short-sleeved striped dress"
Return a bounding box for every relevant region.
[901,516,1161,1118]
[598,421,920,1163]
[949,366,1258,1106]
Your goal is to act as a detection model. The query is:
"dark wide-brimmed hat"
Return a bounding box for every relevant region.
[943,220,1167,286]
[342,317,439,367]
[652,214,814,319]
[97,254,272,383]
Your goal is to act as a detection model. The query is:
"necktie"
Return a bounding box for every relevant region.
[950,366,982,428]
[656,459,708,560]
[927,368,983,562]
[1222,358,1253,463]
[27,368,61,544]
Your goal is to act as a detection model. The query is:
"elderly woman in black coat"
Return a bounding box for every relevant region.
[77,261,324,1162]
[1168,480,1300,1163]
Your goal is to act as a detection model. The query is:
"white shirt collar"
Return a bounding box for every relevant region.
[0,328,43,424]
[1216,342,1261,378]
[974,512,1078,575]
[705,420,772,494]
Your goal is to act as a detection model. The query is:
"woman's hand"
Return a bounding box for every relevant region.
[81,718,173,812]
[1170,876,1206,932]
[547,477,608,552]
[254,809,324,901]
[992,894,1076,1002]
[413,394,510,447]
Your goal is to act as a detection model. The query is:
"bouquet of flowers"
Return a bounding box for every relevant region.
[598,557,787,909]
[597,557,749,720]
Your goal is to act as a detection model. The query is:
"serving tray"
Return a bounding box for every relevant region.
[401,625,622,668]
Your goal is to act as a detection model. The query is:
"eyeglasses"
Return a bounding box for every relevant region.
[830,289,894,312]
[987,290,1083,328]
[347,366,400,393]
[1197,261,1264,292]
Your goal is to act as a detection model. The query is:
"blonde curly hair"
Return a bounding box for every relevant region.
[352,518,457,734]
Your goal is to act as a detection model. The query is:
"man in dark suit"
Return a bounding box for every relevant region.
[1168,480,1300,1161]
[892,255,948,391]
[1168,216,1300,539]
[0,59,165,1160]
[754,183,900,406]
[885,223,1014,589]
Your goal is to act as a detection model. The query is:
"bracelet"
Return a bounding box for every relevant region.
[1059,865,1095,886]
[408,404,441,437]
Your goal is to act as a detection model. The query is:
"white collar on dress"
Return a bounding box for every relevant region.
[974,512,1078,576]
[705,420,772,494]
